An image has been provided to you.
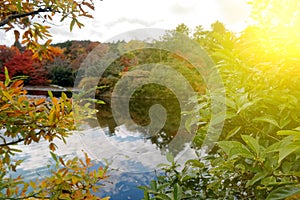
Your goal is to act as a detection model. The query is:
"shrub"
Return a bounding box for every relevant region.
[48,66,74,87]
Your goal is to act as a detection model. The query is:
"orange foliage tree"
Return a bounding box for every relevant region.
[0,68,110,199]
[0,0,111,199]
[0,45,68,85]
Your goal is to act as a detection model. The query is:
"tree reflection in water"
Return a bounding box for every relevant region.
[95,84,194,157]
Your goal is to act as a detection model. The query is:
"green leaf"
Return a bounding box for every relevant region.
[265,141,282,153]
[173,183,183,200]
[185,159,204,168]
[225,98,236,110]
[185,115,198,133]
[142,190,150,200]
[218,141,254,159]
[4,67,11,86]
[70,18,76,31]
[150,180,157,191]
[155,193,172,200]
[48,90,54,99]
[279,117,292,129]
[98,168,104,178]
[261,176,277,186]
[50,151,58,163]
[225,126,241,140]
[16,0,22,11]
[157,183,170,191]
[277,130,300,136]
[253,115,280,128]
[225,111,237,119]
[210,111,226,126]
[278,143,300,163]
[266,185,300,200]
[277,130,300,140]
[166,152,174,163]
[10,148,22,153]
[61,92,67,101]
[237,101,254,114]
[241,135,261,156]
[282,161,292,174]
[246,171,269,187]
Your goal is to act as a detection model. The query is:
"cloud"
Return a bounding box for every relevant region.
[105,18,162,28]
[0,0,252,45]
[170,0,200,15]
[211,0,251,31]
[1,31,15,46]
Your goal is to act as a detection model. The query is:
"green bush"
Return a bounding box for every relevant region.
[140,19,300,200]
[48,66,74,87]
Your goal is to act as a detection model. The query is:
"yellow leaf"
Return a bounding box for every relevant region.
[52,96,59,106]
[55,178,63,185]
[59,193,71,199]
[49,109,56,124]
[29,180,36,188]
[2,91,12,101]
[71,176,79,184]
[29,111,34,119]
[60,102,65,117]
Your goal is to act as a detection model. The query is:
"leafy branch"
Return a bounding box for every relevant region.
[0,7,54,27]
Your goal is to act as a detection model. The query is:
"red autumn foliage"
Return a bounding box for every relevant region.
[0,45,19,64]
[0,46,49,85]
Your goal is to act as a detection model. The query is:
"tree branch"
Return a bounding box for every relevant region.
[0,130,45,147]
[0,136,26,147]
[0,7,53,27]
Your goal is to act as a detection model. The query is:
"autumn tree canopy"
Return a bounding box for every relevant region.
[0,0,95,58]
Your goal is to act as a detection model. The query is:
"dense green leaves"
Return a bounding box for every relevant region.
[141,1,300,198]
[266,185,300,200]
[218,140,254,159]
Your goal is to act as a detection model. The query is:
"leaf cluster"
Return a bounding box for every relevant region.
[0,68,109,199]
[0,0,95,59]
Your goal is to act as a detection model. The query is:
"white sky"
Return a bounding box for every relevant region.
[1,0,252,45]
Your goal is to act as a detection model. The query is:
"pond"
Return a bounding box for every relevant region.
[13,94,196,199]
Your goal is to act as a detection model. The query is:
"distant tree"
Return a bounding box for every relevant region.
[0,45,65,85]
[0,45,19,67]
[175,23,190,36]
[0,46,49,85]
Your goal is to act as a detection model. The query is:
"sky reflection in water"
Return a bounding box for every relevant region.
[14,123,196,199]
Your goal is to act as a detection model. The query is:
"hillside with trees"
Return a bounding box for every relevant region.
[0,40,110,87]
